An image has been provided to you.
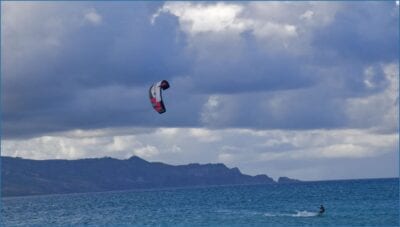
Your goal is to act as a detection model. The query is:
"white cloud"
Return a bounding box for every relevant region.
[200,95,241,127]
[3,128,398,161]
[106,135,137,152]
[363,66,376,88]
[346,63,399,132]
[84,8,102,26]
[156,128,179,137]
[2,126,397,180]
[201,95,221,125]
[189,128,220,142]
[153,2,247,35]
[169,145,182,153]
[252,22,298,39]
[218,152,235,163]
[134,145,159,159]
[300,10,314,21]
[319,144,373,158]
[153,1,342,56]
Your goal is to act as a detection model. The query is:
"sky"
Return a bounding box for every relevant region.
[1,1,399,181]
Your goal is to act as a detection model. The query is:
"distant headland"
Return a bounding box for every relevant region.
[1,156,302,197]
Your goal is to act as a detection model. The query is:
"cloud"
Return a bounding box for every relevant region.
[2,2,190,138]
[1,1,398,180]
[189,128,220,142]
[84,8,102,26]
[154,2,247,35]
[3,2,398,139]
[2,127,398,180]
[345,63,399,132]
[312,2,398,64]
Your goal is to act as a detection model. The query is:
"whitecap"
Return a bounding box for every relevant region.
[264,210,319,218]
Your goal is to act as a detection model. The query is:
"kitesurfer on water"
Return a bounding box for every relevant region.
[319,205,325,215]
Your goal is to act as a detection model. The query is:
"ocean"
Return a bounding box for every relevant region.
[1,178,398,226]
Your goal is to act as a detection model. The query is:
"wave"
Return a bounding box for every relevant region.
[264,210,319,217]
[293,210,319,217]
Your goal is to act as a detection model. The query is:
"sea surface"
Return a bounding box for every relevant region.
[1,178,398,226]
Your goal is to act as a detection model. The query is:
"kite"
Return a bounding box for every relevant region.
[149,80,170,114]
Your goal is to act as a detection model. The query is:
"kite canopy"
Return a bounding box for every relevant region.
[149,80,170,114]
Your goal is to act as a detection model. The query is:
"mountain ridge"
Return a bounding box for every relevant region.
[1,156,299,197]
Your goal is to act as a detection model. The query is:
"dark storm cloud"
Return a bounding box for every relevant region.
[312,2,398,65]
[2,2,191,138]
[188,32,315,95]
[2,2,398,139]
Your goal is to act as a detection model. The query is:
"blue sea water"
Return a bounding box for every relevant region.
[1,178,398,226]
